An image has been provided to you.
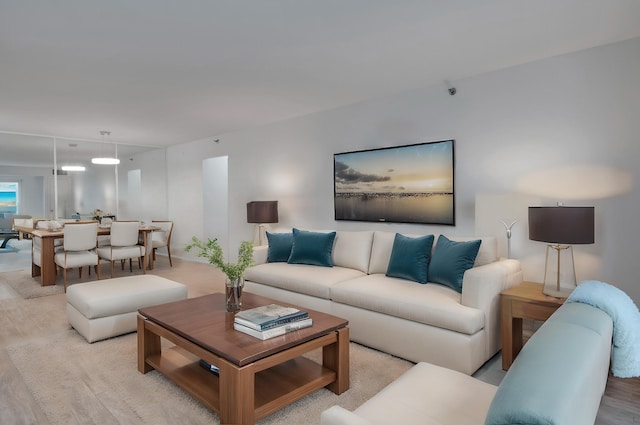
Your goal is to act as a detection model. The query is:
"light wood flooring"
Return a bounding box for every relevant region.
[0,254,638,424]
[0,256,226,424]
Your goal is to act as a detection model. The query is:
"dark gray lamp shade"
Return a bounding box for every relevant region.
[528,206,594,244]
[247,201,279,224]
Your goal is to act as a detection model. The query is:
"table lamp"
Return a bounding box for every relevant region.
[247,201,278,246]
[528,205,594,298]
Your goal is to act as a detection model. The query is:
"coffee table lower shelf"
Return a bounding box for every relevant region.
[145,347,337,419]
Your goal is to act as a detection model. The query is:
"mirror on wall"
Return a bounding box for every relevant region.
[0,132,166,222]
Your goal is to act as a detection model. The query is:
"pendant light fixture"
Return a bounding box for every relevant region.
[91,131,120,165]
[61,165,87,171]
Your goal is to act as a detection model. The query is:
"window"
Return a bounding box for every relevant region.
[0,182,18,216]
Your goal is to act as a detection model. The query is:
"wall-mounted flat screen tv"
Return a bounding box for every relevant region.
[334,139,455,225]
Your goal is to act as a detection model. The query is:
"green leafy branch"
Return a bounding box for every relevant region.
[185,236,254,282]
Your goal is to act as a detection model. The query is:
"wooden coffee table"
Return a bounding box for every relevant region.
[137,292,349,425]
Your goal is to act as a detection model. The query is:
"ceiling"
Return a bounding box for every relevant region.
[1,0,640,150]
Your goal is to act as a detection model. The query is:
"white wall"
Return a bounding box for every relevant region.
[68,165,117,217]
[118,147,168,222]
[167,37,640,303]
[203,156,229,255]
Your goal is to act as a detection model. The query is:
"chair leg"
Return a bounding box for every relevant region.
[96,261,101,280]
[79,267,83,279]
[110,261,115,278]
[63,269,67,293]
[167,246,173,267]
[153,248,156,261]
[129,258,133,272]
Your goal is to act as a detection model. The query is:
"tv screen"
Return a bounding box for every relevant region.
[334,140,455,225]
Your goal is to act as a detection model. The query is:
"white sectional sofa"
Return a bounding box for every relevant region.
[244,229,523,374]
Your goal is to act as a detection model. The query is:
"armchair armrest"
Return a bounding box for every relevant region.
[321,406,374,425]
[461,259,523,357]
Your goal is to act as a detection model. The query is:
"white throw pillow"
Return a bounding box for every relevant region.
[332,231,374,273]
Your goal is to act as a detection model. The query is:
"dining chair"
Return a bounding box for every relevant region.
[33,235,64,268]
[151,220,174,267]
[96,220,144,278]
[54,222,100,292]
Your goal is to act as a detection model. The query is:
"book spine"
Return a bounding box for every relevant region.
[234,313,309,331]
[261,319,312,338]
[234,318,313,340]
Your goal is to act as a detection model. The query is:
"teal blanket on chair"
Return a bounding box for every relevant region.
[567,280,640,378]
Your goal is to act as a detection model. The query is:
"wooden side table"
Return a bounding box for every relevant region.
[500,281,565,370]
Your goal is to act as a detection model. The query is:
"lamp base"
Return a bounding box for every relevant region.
[252,223,272,246]
[542,244,577,299]
[542,286,573,298]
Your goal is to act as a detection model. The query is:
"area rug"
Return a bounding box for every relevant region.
[1,270,65,299]
[1,263,152,299]
[7,330,413,425]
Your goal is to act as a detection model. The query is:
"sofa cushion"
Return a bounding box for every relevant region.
[244,262,366,299]
[349,362,497,425]
[385,233,434,284]
[429,236,481,293]
[370,232,497,275]
[449,236,497,267]
[266,231,293,262]
[330,274,485,334]
[288,228,337,267]
[332,231,374,273]
[369,231,424,275]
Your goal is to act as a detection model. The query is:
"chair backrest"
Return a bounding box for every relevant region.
[11,215,33,230]
[151,220,173,245]
[63,222,98,251]
[110,221,140,247]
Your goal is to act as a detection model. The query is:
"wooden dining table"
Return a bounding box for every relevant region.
[15,224,161,286]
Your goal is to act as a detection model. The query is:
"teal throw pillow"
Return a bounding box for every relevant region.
[266,232,293,263]
[429,235,481,293]
[386,233,434,284]
[287,228,336,267]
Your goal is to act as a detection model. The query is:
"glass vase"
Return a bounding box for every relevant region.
[225,276,244,312]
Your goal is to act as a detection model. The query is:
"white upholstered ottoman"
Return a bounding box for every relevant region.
[66,274,188,343]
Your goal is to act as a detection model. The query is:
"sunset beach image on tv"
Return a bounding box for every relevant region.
[334,140,455,225]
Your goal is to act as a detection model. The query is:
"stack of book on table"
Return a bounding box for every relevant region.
[234,303,312,340]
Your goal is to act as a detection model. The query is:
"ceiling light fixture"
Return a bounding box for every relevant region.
[61,143,86,171]
[91,131,120,165]
[61,165,86,171]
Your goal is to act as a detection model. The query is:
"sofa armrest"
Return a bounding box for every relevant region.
[485,303,612,425]
[321,406,374,425]
[252,245,268,265]
[461,259,523,357]
[461,259,522,308]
